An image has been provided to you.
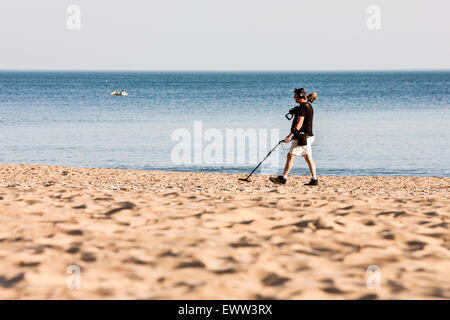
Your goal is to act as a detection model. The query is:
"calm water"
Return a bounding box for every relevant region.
[0,71,449,177]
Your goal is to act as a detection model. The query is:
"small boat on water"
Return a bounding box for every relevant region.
[110,90,128,96]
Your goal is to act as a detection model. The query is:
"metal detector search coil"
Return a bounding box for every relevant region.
[238,140,284,182]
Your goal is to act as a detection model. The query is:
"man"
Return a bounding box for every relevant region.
[270,88,318,186]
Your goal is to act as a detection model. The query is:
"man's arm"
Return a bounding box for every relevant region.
[295,116,305,131]
[285,116,305,142]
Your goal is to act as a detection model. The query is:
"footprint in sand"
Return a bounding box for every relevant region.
[66,246,80,254]
[230,239,260,248]
[212,268,237,275]
[104,202,136,216]
[175,260,206,269]
[122,257,152,266]
[0,272,25,288]
[159,250,178,258]
[429,222,448,229]
[377,211,406,218]
[322,287,346,294]
[255,294,276,300]
[380,230,395,240]
[358,293,378,300]
[238,220,254,225]
[33,244,53,254]
[362,220,376,226]
[174,282,197,290]
[261,273,290,287]
[81,252,97,262]
[407,241,427,252]
[388,280,406,293]
[19,261,41,267]
[66,230,83,236]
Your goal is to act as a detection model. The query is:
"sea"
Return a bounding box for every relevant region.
[0,71,449,177]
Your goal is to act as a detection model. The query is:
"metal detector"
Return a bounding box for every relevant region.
[238,140,284,182]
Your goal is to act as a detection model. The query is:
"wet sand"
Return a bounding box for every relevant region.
[0,164,449,299]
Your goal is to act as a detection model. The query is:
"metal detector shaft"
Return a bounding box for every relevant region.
[242,140,284,181]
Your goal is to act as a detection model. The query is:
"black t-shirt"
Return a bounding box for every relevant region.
[291,102,314,136]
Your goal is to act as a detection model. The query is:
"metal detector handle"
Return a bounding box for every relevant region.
[242,140,284,181]
[285,113,293,120]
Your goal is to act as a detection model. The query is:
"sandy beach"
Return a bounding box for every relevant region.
[0,163,449,299]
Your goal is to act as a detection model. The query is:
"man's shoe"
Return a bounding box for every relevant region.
[304,178,318,186]
[269,175,287,185]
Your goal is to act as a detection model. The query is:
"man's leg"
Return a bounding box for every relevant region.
[269,153,295,185]
[270,141,299,185]
[303,154,317,180]
[283,153,296,177]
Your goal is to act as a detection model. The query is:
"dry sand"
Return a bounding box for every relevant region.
[0,164,449,299]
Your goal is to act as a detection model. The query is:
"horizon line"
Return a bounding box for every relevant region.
[1,68,449,73]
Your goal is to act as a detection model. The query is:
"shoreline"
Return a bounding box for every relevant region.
[0,163,449,299]
[1,163,448,198]
[1,162,447,179]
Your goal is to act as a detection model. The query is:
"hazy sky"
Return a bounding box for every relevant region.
[0,0,449,70]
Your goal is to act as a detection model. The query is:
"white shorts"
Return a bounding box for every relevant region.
[289,136,314,157]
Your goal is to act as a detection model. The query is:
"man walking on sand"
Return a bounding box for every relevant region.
[270,88,318,186]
